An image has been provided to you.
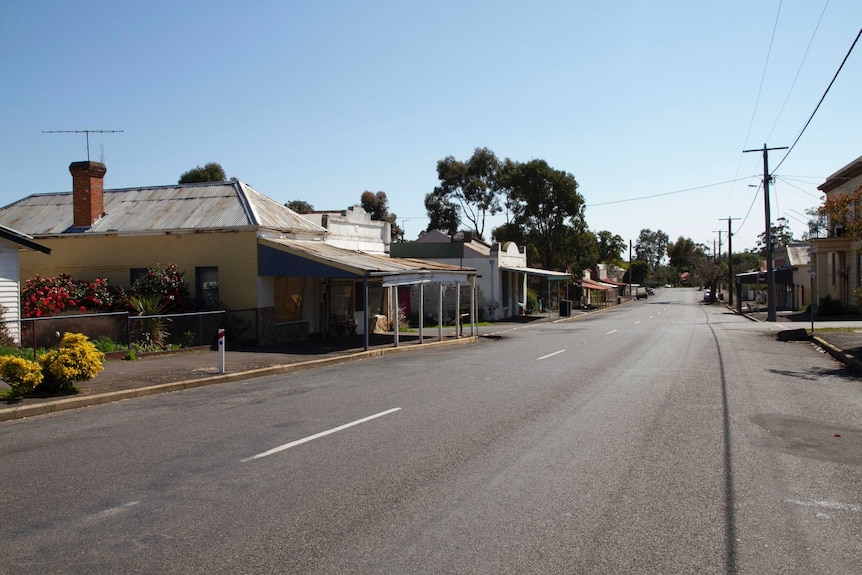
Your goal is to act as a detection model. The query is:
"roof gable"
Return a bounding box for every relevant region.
[819,155,862,194]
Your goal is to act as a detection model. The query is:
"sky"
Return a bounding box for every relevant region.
[2,0,860,258]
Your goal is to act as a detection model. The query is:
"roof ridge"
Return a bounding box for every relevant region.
[234,181,261,225]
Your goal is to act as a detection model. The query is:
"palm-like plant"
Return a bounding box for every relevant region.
[128,294,170,349]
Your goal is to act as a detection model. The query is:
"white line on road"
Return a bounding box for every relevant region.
[484,326,523,336]
[787,499,862,513]
[242,408,402,462]
[634,321,641,324]
[606,329,617,335]
[537,350,565,360]
[84,501,140,524]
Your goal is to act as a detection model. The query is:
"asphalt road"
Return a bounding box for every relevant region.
[1,288,860,574]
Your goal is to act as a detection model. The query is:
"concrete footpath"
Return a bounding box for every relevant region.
[2,306,860,422]
[745,308,862,374]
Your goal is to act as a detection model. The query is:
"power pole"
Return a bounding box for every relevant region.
[743,143,788,322]
[712,230,723,262]
[713,230,723,297]
[722,217,740,305]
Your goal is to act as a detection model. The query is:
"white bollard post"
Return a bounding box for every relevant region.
[218,328,225,374]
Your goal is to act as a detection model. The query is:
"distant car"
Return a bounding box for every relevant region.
[646,287,655,296]
[664,284,671,288]
[635,286,648,300]
[703,289,711,301]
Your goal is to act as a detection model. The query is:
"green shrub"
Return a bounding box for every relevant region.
[92,335,126,353]
[526,289,540,314]
[0,356,43,396]
[818,295,845,316]
[37,333,104,393]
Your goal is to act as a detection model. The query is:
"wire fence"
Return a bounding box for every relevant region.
[3,309,258,356]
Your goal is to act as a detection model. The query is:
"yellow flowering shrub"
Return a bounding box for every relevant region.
[38,332,104,393]
[0,356,43,395]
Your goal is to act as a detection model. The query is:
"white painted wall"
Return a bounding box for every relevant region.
[305,207,390,253]
[0,241,22,342]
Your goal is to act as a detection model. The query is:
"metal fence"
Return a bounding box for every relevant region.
[3,309,258,355]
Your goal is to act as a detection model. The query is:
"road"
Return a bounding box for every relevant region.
[1,288,860,574]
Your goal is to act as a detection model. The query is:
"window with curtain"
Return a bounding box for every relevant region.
[195,267,219,310]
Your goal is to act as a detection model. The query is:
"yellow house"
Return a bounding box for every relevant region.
[0,161,474,346]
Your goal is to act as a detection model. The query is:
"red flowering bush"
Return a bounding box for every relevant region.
[22,274,126,318]
[22,264,193,319]
[130,264,193,312]
[22,274,81,317]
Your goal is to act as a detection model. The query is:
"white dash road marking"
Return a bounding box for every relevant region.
[634,321,641,324]
[537,350,565,361]
[787,499,862,513]
[606,329,618,335]
[83,501,140,524]
[243,408,402,462]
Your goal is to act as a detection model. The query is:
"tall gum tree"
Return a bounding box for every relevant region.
[505,159,585,271]
[431,147,503,240]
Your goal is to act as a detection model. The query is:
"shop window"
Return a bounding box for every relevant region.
[275,277,306,322]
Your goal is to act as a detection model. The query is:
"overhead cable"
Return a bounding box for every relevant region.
[766,0,830,141]
[772,24,862,173]
[585,176,756,207]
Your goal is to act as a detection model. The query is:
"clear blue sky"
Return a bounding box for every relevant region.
[2,1,860,257]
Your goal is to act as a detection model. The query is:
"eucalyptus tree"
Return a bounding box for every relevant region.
[505,159,585,271]
[178,162,227,183]
[431,147,504,240]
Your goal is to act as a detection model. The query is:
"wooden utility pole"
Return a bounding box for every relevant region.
[743,144,788,322]
[722,217,740,305]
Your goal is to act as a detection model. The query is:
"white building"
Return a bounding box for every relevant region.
[392,231,570,321]
[0,225,51,343]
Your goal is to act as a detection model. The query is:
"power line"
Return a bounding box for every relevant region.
[773,176,823,199]
[765,0,830,141]
[772,24,862,173]
[737,181,763,231]
[586,176,756,207]
[723,1,784,217]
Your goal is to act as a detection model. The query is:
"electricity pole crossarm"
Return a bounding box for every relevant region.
[743,144,788,322]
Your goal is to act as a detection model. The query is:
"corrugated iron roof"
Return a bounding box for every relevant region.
[0,181,326,236]
[260,237,475,276]
[499,265,571,280]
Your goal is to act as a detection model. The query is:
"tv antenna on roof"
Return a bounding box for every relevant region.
[42,129,124,161]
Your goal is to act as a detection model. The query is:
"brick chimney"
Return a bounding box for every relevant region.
[69,161,107,227]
